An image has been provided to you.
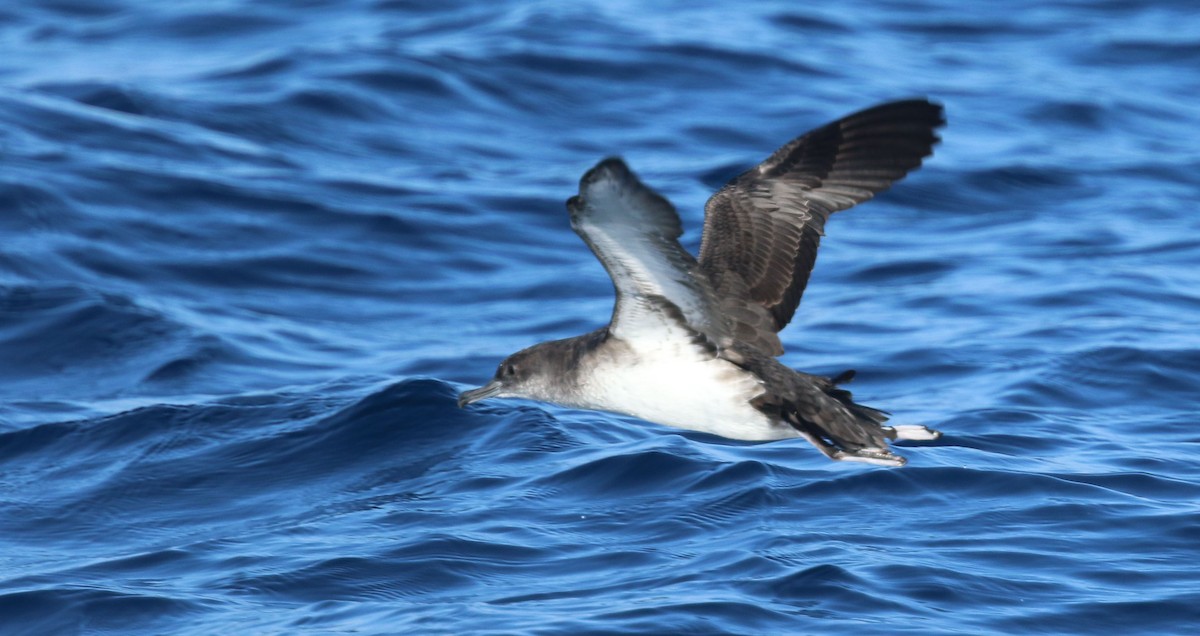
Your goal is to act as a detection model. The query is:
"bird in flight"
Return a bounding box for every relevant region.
[459,99,945,466]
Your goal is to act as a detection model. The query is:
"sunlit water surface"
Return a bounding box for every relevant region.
[2,1,1199,634]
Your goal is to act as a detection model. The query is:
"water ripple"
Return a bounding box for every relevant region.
[3,0,1200,633]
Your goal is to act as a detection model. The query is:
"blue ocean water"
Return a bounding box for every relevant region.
[2,0,1199,633]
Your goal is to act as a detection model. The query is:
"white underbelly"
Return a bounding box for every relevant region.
[579,352,792,441]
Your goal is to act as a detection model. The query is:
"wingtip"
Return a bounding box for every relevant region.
[851,97,946,132]
[916,97,947,132]
[595,156,628,170]
[831,448,908,467]
[581,156,630,187]
[566,194,582,213]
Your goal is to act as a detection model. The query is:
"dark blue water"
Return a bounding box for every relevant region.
[3,1,1200,633]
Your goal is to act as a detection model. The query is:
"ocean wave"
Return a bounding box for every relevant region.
[3,0,1200,633]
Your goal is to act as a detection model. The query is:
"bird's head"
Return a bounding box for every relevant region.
[457,343,559,408]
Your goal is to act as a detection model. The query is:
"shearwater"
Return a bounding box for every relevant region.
[459,99,945,466]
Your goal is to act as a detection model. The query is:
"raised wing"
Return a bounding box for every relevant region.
[568,158,728,349]
[698,99,944,353]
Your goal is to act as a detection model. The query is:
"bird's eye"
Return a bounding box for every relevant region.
[505,364,516,377]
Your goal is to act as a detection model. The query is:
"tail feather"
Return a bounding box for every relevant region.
[783,408,906,467]
[785,373,940,467]
[732,350,938,467]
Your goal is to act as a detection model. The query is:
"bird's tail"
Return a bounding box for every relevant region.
[785,370,941,467]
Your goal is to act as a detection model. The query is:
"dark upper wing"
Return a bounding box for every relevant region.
[698,99,944,353]
[568,158,729,350]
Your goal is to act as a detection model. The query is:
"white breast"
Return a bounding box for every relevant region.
[576,342,794,441]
